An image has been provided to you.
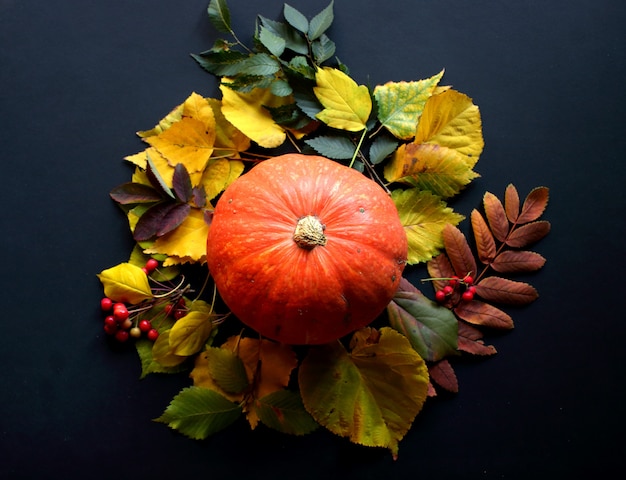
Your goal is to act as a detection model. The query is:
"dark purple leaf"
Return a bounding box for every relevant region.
[156,203,191,237]
[145,154,174,199]
[110,182,162,204]
[134,202,188,241]
[172,163,193,203]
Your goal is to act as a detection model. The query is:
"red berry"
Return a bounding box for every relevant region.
[435,290,446,302]
[145,258,159,272]
[462,290,475,301]
[103,321,118,335]
[449,276,460,286]
[463,275,474,285]
[443,285,454,295]
[113,305,129,322]
[174,309,186,320]
[100,297,113,311]
[115,330,130,342]
[141,267,149,275]
[138,319,152,332]
[164,304,174,316]
[147,328,159,341]
[104,315,117,328]
[129,327,142,338]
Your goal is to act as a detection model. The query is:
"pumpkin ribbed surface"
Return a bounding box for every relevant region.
[206,154,408,345]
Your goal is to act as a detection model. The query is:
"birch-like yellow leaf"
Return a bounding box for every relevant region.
[220,83,290,148]
[97,262,153,304]
[313,67,372,131]
[414,89,484,166]
[374,70,444,140]
[144,208,209,265]
[207,98,251,158]
[199,157,245,201]
[169,302,214,356]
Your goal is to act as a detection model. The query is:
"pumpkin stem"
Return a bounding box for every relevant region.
[293,215,327,249]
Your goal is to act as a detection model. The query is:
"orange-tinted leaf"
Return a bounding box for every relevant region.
[470,209,496,264]
[456,322,497,355]
[483,191,509,242]
[517,186,549,224]
[428,359,458,393]
[426,253,456,292]
[475,276,538,305]
[454,300,514,329]
[442,224,477,278]
[505,220,551,248]
[491,250,546,273]
[504,184,520,223]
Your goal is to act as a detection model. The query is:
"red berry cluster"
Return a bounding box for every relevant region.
[101,298,160,343]
[434,274,476,304]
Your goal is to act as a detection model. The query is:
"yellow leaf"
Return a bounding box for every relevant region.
[137,103,184,138]
[168,305,214,356]
[373,70,444,140]
[414,89,484,166]
[97,262,153,304]
[313,67,372,131]
[392,188,464,264]
[220,83,290,148]
[143,208,209,264]
[152,330,187,367]
[207,98,251,158]
[199,158,245,201]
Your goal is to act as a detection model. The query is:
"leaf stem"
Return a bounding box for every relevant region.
[348,129,368,168]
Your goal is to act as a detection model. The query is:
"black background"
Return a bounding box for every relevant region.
[1,0,625,478]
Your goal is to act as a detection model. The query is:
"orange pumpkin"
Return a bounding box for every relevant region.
[206,154,408,345]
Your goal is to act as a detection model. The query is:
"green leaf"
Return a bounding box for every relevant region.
[392,188,464,264]
[299,327,429,457]
[259,16,309,55]
[258,25,286,57]
[255,390,319,435]
[136,338,186,379]
[204,346,250,394]
[369,135,398,164]
[191,49,249,77]
[308,0,334,40]
[270,78,293,97]
[207,0,232,33]
[154,386,242,440]
[283,3,309,34]
[305,135,355,160]
[239,53,281,76]
[312,34,336,64]
[374,70,444,140]
[287,56,315,79]
[387,288,459,362]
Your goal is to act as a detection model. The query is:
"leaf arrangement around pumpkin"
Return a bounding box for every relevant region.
[96,0,551,457]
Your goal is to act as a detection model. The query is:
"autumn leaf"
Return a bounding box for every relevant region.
[384,142,479,197]
[474,276,538,305]
[504,184,520,223]
[168,301,215,356]
[154,386,242,440]
[151,330,188,367]
[133,202,191,242]
[505,221,551,248]
[203,346,250,395]
[143,208,210,265]
[97,262,153,304]
[471,209,496,264]
[414,89,484,165]
[374,70,444,140]
[392,189,464,264]
[442,224,477,278]
[199,157,244,201]
[313,67,372,131]
[220,82,292,148]
[299,327,429,457]
[428,359,458,393]
[206,98,251,159]
[254,390,318,436]
[456,321,497,356]
[483,191,510,242]
[427,252,457,292]
[517,186,550,224]
[109,182,162,205]
[491,250,546,273]
[454,299,514,329]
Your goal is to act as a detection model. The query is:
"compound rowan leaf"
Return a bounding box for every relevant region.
[154,386,242,440]
[483,191,510,242]
[374,71,444,140]
[442,223,477,278]
[474,276,538,305]
[313,67,372,131]
[97,262,153,304]
[471,209,496,264]
[505,221,551,248]
[387,289,458,362]
[456,322,497,356]
[428,359,458,393]
[504,184,520,223]
[454,300,514,329]
[414,89,484,166]
[255,390,319,436]
[392,189,464,264]
[518,186,549,224]
[299,327,429,457]
[491,250,546,273]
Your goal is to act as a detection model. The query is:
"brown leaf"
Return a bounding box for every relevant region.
[397,276,420,294]
[491,250,546,273]
[471,209,496,264]
[505,220,551,248]
[428,359,458,393]
[426,253,456,292]
[474,276,538,305]
[442,224,477,278]
[456,322,497,355]
[483,191,509,242]
[455,300,514,329]
[504,184,520,223]
[517,186,549,224]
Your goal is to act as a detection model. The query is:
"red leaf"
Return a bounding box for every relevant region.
[428,359,458,393]
[457,322,497,356]
[474,276,538,305]
[491,250,546,273]
[505,220,551,248]
[517,186,549,224]
[397,276,420,294]
[504,184,520,223]
[442,224,477,279]
[471,209,496,264]
[483,191,509,242]
[455,300,514,329]
[426,253,456,292]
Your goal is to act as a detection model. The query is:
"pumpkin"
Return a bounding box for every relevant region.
[206,154,408,345]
